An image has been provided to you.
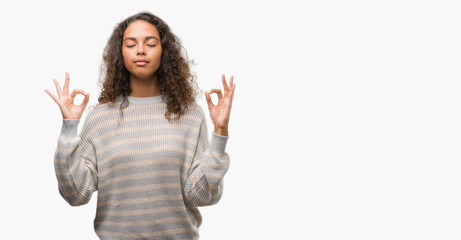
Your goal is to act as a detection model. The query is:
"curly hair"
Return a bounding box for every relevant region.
[98,11,198,120]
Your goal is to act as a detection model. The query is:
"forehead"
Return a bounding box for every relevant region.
[123,20,160,40]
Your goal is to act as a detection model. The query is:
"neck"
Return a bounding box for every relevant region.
[129,74,162,97]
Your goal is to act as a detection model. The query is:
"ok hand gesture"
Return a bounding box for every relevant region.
[205,74,236,136]
[45,72,90,120]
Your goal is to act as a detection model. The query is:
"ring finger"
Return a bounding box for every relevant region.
[53,79,63,98]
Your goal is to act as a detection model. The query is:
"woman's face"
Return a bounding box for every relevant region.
[122,20,163,80]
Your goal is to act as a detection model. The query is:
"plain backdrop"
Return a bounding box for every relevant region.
[1,0,461,239]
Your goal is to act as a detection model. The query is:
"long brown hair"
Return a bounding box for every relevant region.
[98,11,198,120]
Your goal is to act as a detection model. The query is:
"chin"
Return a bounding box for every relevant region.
[130,71,158,80]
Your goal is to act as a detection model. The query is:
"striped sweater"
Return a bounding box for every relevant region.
[54,95,230,240]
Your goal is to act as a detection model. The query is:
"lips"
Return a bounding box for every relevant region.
[134,59,149,66]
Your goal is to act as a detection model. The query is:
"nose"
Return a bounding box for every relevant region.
[137,46,146,56]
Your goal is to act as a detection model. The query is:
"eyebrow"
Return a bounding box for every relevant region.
[124,36,159,42]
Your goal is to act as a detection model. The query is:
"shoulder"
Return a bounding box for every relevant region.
[173,102,206,129]
[185,102,206,120]
[82,102,119,125]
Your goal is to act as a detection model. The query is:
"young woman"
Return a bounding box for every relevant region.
[45,11,235,240]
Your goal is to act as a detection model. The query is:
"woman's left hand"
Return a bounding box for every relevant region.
[205,74,236,136]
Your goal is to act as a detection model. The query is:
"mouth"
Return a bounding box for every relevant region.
[134,60,149,66]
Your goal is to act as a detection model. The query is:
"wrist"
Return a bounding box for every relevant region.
[214,127,229,136]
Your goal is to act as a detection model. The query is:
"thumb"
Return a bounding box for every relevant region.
[80,93,90,108]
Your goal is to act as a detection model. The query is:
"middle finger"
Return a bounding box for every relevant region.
[221,75,229,93]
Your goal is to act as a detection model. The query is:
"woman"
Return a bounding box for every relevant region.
[45,11,235,240]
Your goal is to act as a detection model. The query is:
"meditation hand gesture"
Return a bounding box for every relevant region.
[45,72,90,120]
[205,75,236,136]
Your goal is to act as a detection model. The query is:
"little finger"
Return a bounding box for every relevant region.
[45,89,59,104]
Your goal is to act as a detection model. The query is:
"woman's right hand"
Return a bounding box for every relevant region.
[45,72,90,119]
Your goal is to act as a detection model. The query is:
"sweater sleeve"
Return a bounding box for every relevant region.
[184,119,230,207]
[54,116,98,207]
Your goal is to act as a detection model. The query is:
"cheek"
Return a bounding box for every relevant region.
[122,49,135,71]
[155,49,163,64]
[155,48,162,59]
[121,49,130,63]
[149,49,162,68]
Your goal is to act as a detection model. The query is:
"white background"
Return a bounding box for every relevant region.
[1,0,460,239]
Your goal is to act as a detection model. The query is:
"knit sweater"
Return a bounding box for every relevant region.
[54,95,230,240]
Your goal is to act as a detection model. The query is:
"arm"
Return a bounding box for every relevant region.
[54,118,98,206]
[184,74,235,206]
[184,120,230,206]
[46,72,96,206]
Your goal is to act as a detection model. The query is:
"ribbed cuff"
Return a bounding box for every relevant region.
[61,119,80,137]
[210,133,229,154]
